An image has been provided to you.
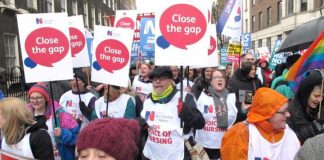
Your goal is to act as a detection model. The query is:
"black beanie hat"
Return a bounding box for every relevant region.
[74,71,87,85]
[149,66,173,79]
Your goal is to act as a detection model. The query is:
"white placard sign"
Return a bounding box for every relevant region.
[17,13,73,83]
[155,0,210,66]
[114,10,138,30]
[68,15,90,67]
[91,26,134,87]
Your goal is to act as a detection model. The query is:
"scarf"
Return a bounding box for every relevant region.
[208,85,229,129]
[152,85,174,101]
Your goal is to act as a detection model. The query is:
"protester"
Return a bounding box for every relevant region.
[195,70,237,159]
[221,87,300,159]
[241,53,266,86]
[59,71,96,130]
[129,65,137,85]
[0,97,54,159]
[228,61,263,123]
[287,70,324,143]
[140,66,205,160]
[294,133,324,160]
[170,65,180,85]
[258,58,272,87]
[92,84,136,119]
[76,118,140,160]
[225,63,233,88]
[45,80,71,102]
[27,83,79,159]
[192,67,213,99]
[271,54,301,100]
[176,67,197,92]
[132,63,153,103]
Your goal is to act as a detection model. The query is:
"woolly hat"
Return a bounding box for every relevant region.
[28,83,50,102]
[149,66,173,79]
[286,54,301,69]
[247,87,288,123]
[74,71,87,85]
[76,118,140,160]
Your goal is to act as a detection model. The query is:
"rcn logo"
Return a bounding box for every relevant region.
[204,105,213,113]
[36,18,43,24]
[145,111,155,121]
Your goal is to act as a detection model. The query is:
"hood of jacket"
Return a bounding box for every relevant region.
[247,87,288,123]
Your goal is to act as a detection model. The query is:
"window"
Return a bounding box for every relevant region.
[27,0,37,10]
[259,12,263,30]
[251,0,255,7]
[301,0,307,12]
[258,39,262,47]
[108,0,111,8]
[72,0,78,16]
[46,0,54,13]
[98,9,102,25]
[287,0,294,16]
[91,5,95,28]
[252,41,255,50]
[266,37,271,51]
[278,34,282,40]
[267,7,271,26]
[4,34,19,70]
[83,1,89,27]
[5,0,15,7]
[60,0,66,12]
[322,0,324,6]
[251,16,255,32]
[277,1,282,22]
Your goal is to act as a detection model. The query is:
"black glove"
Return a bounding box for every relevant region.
[79,101,93,120]
[178,102,193,122]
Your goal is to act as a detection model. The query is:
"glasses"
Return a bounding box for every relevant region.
[29,97,44,101]
[276,110,289,115]
[152,76,169,82]
[212,76,225,80]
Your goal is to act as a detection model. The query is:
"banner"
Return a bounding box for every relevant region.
[241,33,251,52]
[140,18,155,53]
[216,0,242,38]
[17,13,73,83]
[114,10,138,30]
[257,47,270,61]
[227,43,241,63]
[220,48,229,66]
[155,0,210,66]
[91,26,134,87]
[68,15,89,67]
[130,14,155,64]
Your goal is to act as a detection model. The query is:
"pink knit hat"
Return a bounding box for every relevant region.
[76,118,140,160]
[28,83,50,101]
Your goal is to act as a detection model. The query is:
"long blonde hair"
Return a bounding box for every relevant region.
[0,97,36,145]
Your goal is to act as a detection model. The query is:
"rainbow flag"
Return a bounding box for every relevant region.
[285,32,324,91]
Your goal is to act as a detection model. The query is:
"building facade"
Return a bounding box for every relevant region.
[0,0,135,71]
[243,0,324,53]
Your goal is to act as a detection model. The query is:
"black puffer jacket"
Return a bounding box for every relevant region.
[287,70,324,143]
[287,98,321,143]
[228,68,263,123]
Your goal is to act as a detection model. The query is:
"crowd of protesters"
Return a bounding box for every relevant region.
[0,52,324,160]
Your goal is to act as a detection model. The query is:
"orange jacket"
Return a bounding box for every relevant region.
[220,88,288,160]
